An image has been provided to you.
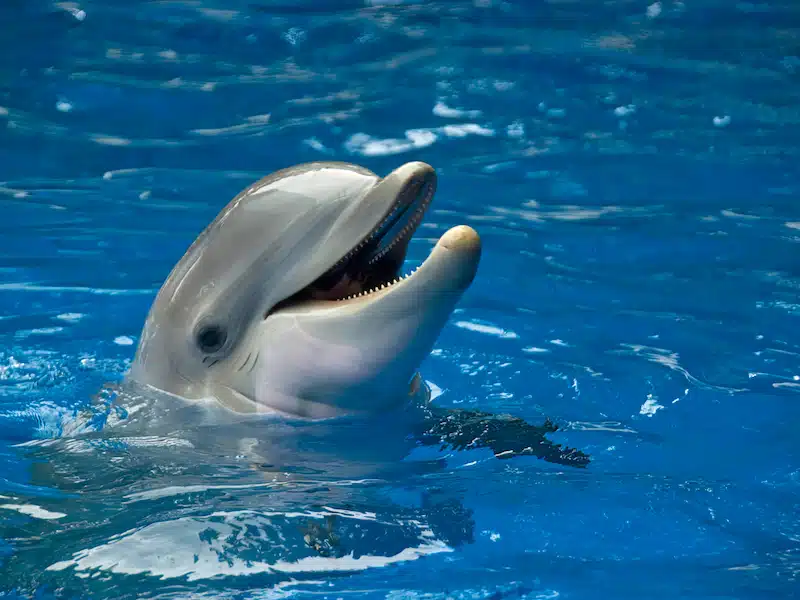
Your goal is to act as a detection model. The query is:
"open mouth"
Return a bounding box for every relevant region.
[273,173,435,311]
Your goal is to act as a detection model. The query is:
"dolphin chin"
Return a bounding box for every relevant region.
[128,160,481,419]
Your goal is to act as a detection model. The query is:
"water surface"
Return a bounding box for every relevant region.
[1,1,799,598]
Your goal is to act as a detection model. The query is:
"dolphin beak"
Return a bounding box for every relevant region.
[350,161,437,264]
[299,161,438,299]
[272,157,480,313]
[359,161,437,267]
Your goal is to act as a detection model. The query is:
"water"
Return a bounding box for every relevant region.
[1,0,799,598]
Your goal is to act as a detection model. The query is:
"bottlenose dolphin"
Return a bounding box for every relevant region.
[128,161,481,419]
[122,159,589,468]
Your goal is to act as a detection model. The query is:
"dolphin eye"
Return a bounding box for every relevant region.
[196,324,227,354]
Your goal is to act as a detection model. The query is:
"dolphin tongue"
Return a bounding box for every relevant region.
[303,231,411,302]
[308,272,365,301]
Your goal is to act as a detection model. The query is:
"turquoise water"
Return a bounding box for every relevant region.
[1,1,799,598]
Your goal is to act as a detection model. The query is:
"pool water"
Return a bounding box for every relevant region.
[1,1,799,598]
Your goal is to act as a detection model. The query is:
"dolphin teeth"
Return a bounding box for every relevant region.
[366,182,434,266]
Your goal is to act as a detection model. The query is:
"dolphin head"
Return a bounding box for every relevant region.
[129,161,481,418]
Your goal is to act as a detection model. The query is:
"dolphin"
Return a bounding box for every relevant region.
[127,161,481,419]
[123,159,590,469]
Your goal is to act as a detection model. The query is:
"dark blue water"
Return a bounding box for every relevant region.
[1,1,799,598]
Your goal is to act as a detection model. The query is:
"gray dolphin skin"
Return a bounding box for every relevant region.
[128,161,482,419]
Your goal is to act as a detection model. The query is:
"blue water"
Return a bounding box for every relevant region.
[1,0,799,598]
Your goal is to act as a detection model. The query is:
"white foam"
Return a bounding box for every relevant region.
[345,123,495,157]
[453,320,519,339]
[639,394,664,417]
[91,135,132,147]
[614,104,636,117]
[2,398,76,438]
[441,123,494,138]
[46,509,451,580]
[506,121,525,138]
[646,2,662,18]
[713,115,731,128]
[0,503,66,520]
[432,101,482,119]
[15,327,64,337]
[55,313,84,322]
[125,481,289,503]
[190,114,271,137]
[303,137,330,153]
[345,130,438,157]
[124,479,382,503]
[773,382,800,391]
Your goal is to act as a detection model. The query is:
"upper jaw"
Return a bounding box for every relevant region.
[277,161,438,308]
[357,161,437,267]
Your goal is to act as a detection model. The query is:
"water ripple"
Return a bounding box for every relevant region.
[1,0,799,598]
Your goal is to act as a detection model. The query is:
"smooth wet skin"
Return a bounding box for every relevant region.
[128,161,482,418]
